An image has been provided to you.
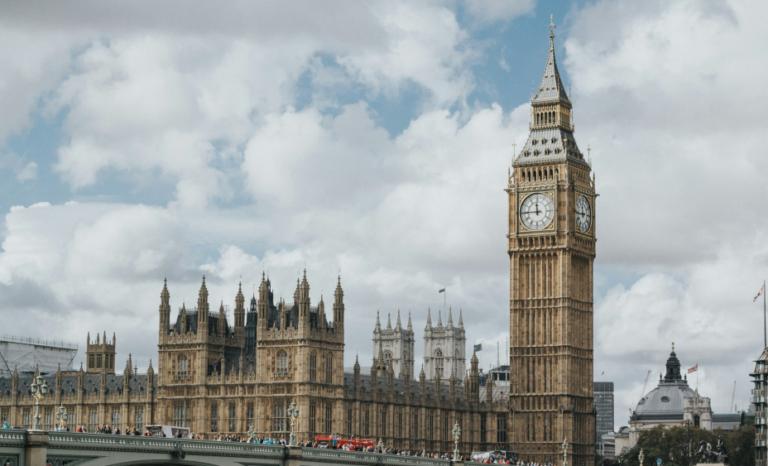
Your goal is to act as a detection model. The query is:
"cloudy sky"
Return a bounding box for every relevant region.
[1,0,767,428]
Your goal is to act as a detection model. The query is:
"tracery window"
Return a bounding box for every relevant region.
[134,406,144,431]
[173,401,187,427]
[272,399,287,433]
[177,354,189,378]
[324,402,332,434]
[434,349,444,378]
[496,414,508,444]
[228,402,236,432]
[276,350,289,377]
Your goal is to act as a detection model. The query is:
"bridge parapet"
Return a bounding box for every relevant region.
[0,430,468,466]
[48,431,285,458]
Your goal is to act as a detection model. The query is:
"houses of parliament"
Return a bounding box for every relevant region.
[0,22,595,465]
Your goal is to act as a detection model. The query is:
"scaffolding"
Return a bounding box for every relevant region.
[0,335,78,376]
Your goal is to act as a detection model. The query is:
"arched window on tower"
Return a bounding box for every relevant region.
[276,350,289,377]
[434,349,444,378]
[178,355,189,378]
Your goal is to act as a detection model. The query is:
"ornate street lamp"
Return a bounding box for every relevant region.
[247,424,256,443]
[30,373,48,431]
[55,405,68,432]
[638,448,645,466]
[561,438,568,466]
[287,401,299,447]
[451,422,461,461]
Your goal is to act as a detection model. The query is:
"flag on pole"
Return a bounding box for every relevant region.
[438,288,446,293]
[474,344,482,352]
[755,283,765,303]
[687,363,698,374]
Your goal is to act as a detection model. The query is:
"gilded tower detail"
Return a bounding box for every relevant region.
[507,20,596,466]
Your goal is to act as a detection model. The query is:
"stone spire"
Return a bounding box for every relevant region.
[447,307,453,327]
[458,308,464,328]
[375,310,381,332]
[196,275,210,334]
[531,14,571,107]
[437,309,443,327]
[395,309,402,331]
[426,308,432,328]
[386,312,392,330]
[198,276,209,309]
[159,278,171,337]
[333,275,344,327]
[407,312,413,331]
[516,15,584,167]
[234,281,245,329]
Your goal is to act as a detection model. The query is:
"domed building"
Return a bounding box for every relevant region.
[615,345,744,456]
[631,345,711,430]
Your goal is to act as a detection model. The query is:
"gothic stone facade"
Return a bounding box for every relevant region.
[0,275,508,456]
[507,23,596,466]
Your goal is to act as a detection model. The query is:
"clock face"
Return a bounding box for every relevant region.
[575,194,591,232]
[520,193,554,230]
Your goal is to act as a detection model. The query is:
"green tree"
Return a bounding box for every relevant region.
[617,425,754,466]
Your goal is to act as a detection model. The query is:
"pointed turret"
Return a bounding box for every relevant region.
[159,278,171,337]
[426,308,432,329]
[218,301,226,337]
[437,309,443,327]
[386,312,392,330]
[395,309,402,331]
[333,275,344,327]
[375,310,381,333]
[447,307,453,327]
[458,308,464,329]
[234,281,245,330]
[124,353,133,376]
[407,312,413,331]
[197,276,210,334]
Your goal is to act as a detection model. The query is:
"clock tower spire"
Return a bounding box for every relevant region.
[507,17,595,466]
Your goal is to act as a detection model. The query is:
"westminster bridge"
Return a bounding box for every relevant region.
[0,430,489,466]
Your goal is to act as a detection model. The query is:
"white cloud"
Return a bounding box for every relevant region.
[567,0,768,426]
[463,0,536,25]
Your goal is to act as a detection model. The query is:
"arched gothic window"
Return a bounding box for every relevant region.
[276,350,289,377]
[434,349,444,378]
[178,355,189,378]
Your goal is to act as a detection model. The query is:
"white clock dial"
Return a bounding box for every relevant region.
[520,193,554,230]
[575,194,591,232]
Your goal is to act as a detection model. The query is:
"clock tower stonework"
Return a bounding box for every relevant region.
[507,20,595,466]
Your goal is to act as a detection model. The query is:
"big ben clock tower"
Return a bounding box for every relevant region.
[507,18,595,466]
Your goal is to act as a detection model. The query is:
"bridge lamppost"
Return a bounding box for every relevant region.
[561,438,568,466]
[55,405,68,432]
[638,448,645,466]
[247,424,256,443]
[451,422,461,461]
[30,372,48,431]
[287,401,299,447]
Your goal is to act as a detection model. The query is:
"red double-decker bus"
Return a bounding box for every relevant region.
[314,435,375,451]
